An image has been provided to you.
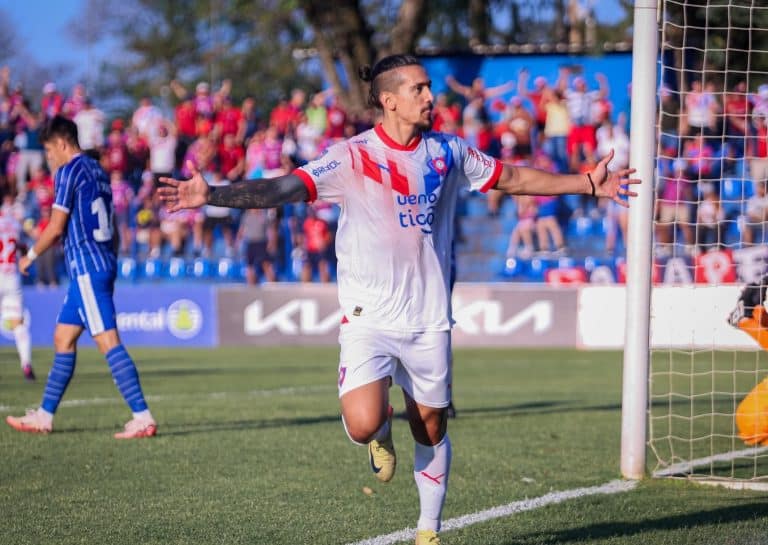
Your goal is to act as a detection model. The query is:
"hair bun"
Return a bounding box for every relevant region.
[358,65,373,82]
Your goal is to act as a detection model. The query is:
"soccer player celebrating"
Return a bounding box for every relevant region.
[5,116,156,439]
[158,55,639,544]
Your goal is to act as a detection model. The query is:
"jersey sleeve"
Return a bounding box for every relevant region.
[53,163,76,214]
[453,137,503,193]
[291,141,351,204]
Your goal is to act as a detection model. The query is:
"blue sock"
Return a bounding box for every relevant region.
[41,352,77,414]
[106,345,148,413]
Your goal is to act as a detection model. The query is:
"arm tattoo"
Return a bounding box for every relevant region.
[207,173,310,209]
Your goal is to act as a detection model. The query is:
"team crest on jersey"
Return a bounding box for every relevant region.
[429,157,448,176]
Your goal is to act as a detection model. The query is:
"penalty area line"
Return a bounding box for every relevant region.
[346,479,638,545]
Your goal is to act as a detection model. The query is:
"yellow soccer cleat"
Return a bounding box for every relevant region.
[415,529,441,544]
[368,406,396,482]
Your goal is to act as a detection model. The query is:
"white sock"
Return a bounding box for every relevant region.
[413,435,452,532]
[13,323,31,368]
[132,409,154,421]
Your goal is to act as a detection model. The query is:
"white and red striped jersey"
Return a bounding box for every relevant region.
[294,124,501,331]
[0,213,21,276]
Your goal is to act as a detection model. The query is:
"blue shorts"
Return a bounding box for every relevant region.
[57,273,117,336]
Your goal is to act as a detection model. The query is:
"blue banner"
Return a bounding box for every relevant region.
[0,285,217,347]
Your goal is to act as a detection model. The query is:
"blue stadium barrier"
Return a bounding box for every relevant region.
[118,257,137,282]
[166,257,186,280]
[189,258,211,280]
[142,258,163,281]
[215,257,242,281]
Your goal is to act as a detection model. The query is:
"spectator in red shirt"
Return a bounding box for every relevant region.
[27,166,54,211]
[517,69,550,145]
[750,112,768,184]
[174,95,197,170]
[40,82,63,120]
[301,206,332,283]
[218,133,245,182]
[124,127,150,190]
[102,125,128,175]
[432,93,460,133]
[214,95,245,142]
[270,97,297,138]
[725,80,751,157]
[325,95,347,140]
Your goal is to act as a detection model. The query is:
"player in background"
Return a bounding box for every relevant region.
[0,202,34,381]
[5,115,156,439]
[158,55,639,545]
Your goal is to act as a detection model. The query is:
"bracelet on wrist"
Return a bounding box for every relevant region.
[26,248,38,262]
[587,172,596,198]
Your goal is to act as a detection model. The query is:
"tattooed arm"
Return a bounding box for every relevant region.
[158,160,310,211]
[207,175,309,209]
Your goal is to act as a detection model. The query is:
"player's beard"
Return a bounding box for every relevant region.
[415,108,434,131]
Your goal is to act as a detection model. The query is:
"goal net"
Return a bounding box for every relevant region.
[648,0,768,488]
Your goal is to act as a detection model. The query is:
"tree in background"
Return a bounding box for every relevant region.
[62,0,637,116]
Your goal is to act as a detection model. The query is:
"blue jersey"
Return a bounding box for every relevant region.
[53,154,117,278]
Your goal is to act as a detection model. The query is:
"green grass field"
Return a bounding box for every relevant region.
[2,346,767,545]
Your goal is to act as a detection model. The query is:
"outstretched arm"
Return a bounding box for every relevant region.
[158,160,309,211]
[492,150,640,208]
[445,75,472,99]
[484,80,516,99]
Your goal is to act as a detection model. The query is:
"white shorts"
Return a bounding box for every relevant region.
[0,273,22,322]
[337,323,452,408]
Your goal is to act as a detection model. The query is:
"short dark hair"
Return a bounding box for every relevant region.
[359,54,423,109]
[40,115,79,147]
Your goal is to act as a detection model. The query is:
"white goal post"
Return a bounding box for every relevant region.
[620,0,657,481]
[623,0,768,488]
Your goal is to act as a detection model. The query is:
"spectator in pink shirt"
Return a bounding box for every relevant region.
[111,170,135,255]
[656,158,695,253]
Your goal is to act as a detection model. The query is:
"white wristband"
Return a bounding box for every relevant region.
[26,248,38,262]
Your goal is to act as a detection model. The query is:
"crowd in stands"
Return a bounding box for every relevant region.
[1,62,766,285]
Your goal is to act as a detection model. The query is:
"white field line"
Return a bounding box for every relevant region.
[346,479,638,545]
[653,446,768,477]
[0,384,333,412]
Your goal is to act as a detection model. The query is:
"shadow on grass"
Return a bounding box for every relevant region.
[505,502,768,544]
[157,414,342,436]
[428,396,735,421]
[47,413,342,436]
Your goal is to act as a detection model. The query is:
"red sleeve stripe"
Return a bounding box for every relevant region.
[479,159,503,193]
[293,168,317,203]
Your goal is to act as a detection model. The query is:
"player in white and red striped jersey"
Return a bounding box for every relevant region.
[0,203,34,381]
[158,54,640,545]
